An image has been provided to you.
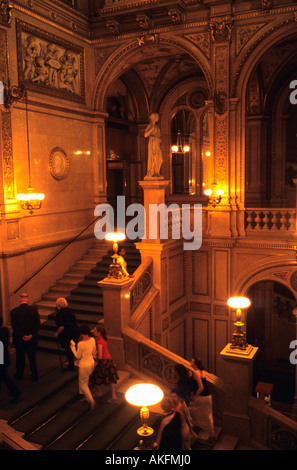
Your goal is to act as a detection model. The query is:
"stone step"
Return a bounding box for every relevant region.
[212,434,239,450]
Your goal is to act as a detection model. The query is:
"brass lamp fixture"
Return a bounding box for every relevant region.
[204,182,224,207]
[171,58,190,155]
[125,383,164,438]
[105,232,126,279]
[17,92,45,214]
[227,296,251,351]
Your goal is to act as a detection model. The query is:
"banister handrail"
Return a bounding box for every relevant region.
[11,214,102,296]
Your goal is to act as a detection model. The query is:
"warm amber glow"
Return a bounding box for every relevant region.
[171,145,178,152]
[205,151,211,157]
[105,232,126,242]
[216,189,224,196]
[227,296,251,309]
[17,186,45,214]
[183,145,190,152]
[125,383,164,407]
[204,189,212,196]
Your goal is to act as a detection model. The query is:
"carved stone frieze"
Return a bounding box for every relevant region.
[16,20,85,103]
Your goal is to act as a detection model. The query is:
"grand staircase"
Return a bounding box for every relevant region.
[0,240,251,451]
[36,239,141,355]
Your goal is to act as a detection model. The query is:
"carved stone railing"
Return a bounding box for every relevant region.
[129,258,153,314]
[122,326,226,422]
[245,209,296,233]
[249,397,297,450]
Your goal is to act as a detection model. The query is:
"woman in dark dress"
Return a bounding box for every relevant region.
[174,363,198,406]
[156,397,182,451]
[54,298,78,371]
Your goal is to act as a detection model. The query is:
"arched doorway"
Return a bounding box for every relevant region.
[244,36,297,208]
[93,38,212,210]
[246,280,296,407]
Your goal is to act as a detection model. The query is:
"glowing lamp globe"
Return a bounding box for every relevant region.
[125,383,164,437]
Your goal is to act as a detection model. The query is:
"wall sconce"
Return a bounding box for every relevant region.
[125,383,164,443]
[105,232,127,279]
[204,182,224,207]
[17,91,45,214]
[227,296,251,351]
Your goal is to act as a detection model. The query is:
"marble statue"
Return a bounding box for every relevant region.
[144,112,163,178]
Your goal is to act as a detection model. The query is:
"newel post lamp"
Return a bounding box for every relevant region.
[227,296,251,353]
[104,232,126,280]
[125,383,164,440]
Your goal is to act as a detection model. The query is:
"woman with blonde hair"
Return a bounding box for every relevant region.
[90,325,119,403]
[54,297,78,371]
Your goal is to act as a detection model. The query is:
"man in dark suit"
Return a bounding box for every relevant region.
[0,315,21,403]
[10,293,40,381]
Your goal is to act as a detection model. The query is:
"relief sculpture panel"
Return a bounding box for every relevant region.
[16,20,85,103]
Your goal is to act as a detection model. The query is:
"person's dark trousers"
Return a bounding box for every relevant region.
[0,366,20,401]
[63,341,75,370]
[15,340,38,380]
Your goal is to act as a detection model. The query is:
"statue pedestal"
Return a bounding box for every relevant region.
[220,343,258,442]
[98,276,133,369]
[138,179,170,243]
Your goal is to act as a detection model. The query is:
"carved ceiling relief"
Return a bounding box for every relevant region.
[236,24,266,56]
[184,32,211,59]
[260,43,297,90]
[95,46,118,76]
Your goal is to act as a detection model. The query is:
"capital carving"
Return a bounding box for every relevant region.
[0,0,12,26]
[210,17,233,42]
[136,14,151,30]
[106,19,120,35]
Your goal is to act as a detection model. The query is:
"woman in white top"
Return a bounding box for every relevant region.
[70,325,97,411]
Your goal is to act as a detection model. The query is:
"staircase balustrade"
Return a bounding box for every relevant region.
[129,259,153,315]
[245,209,296,233]
[249,397,297,450]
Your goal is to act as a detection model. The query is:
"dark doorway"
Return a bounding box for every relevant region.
[246,281,296,408]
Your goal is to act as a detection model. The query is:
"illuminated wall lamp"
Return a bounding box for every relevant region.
[204,183,224,207]
[17,92,45,214]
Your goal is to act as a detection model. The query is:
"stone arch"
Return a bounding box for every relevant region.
[232,15,297,99]
[92,34,213,113]
[234,262,297,302]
